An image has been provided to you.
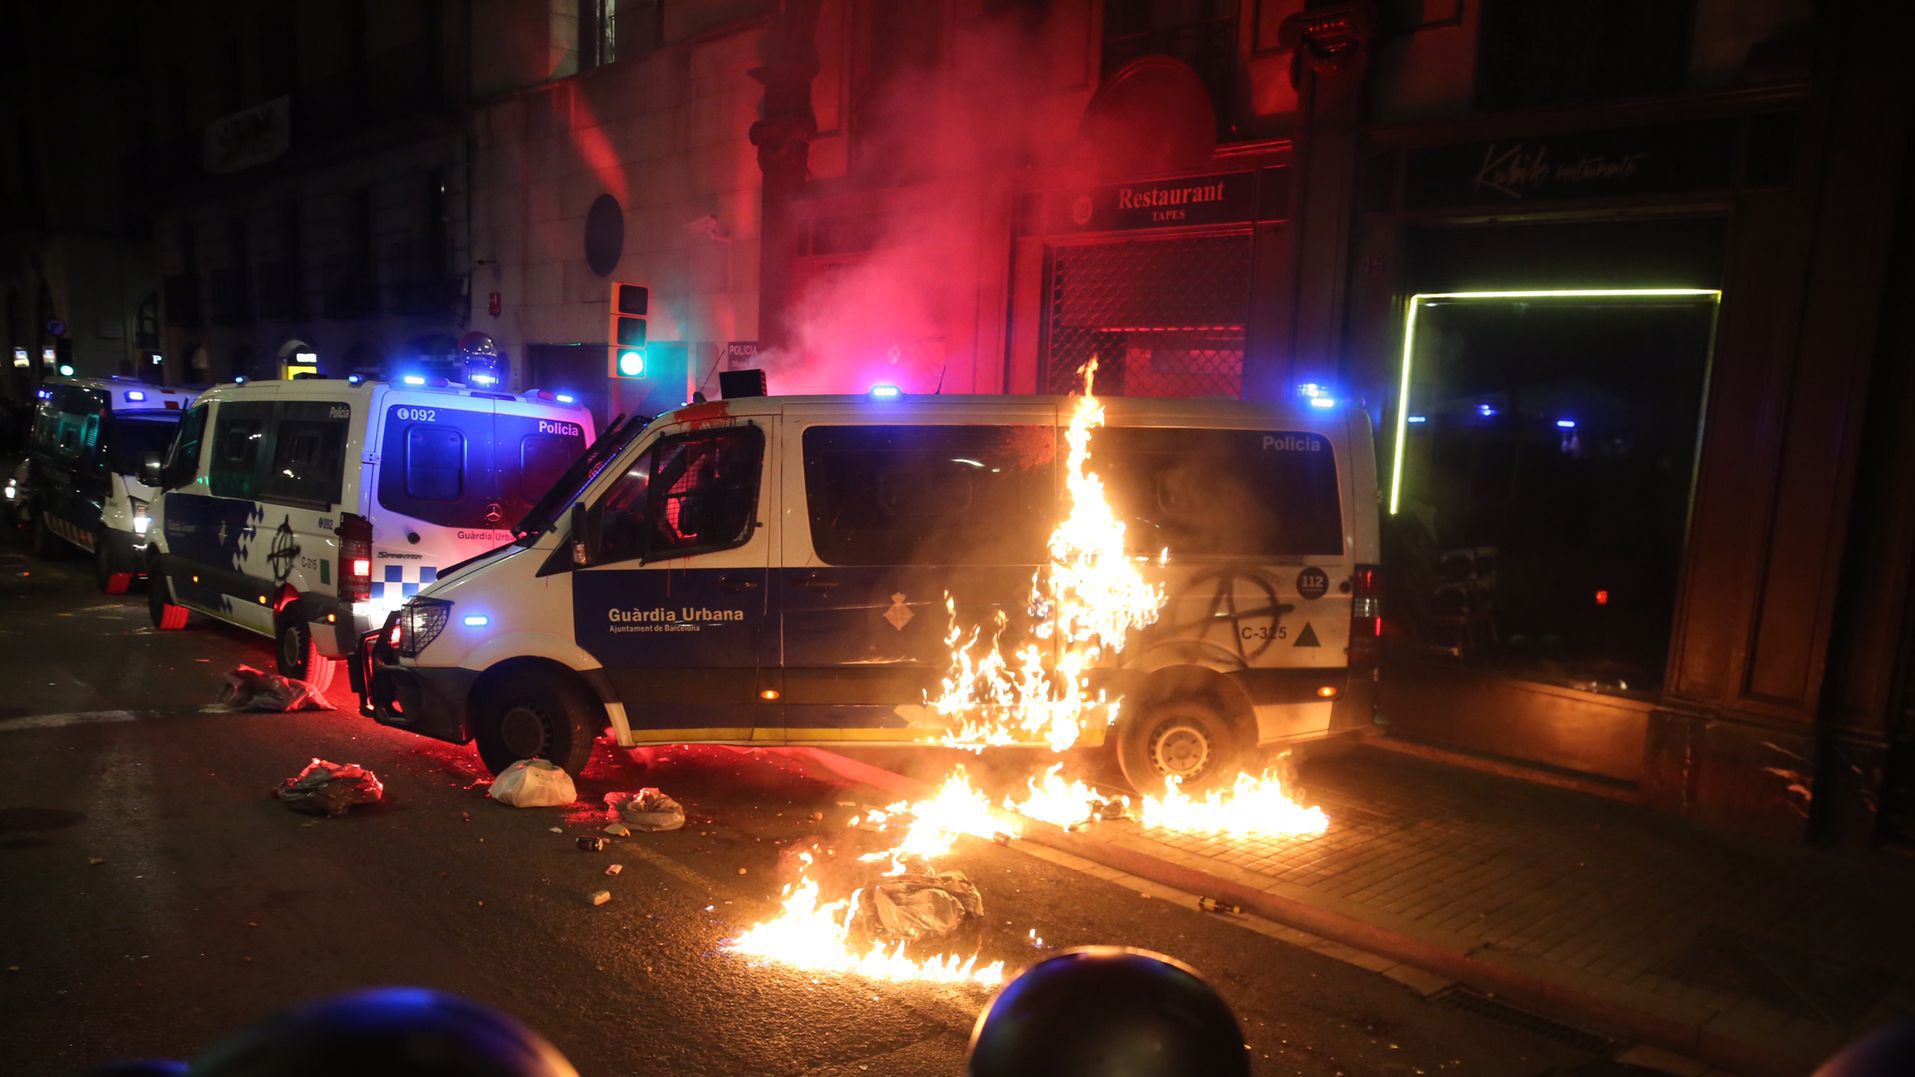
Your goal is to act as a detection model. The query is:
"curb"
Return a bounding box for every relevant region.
[808,748,1813,1077]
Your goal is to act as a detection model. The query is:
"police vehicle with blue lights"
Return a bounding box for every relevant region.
[356,376,1382,793]
[18,377,196,592]
[141,374,594,692]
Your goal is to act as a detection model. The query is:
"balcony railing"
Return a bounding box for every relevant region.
[321,256,380,320]
[256,260,305,321]
[162,274,203,328]
[206,267,254,325]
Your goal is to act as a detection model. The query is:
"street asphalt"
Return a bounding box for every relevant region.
[0,525,1655,1076]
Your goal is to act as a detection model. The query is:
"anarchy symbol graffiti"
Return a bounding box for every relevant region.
[1157,568,1296,663]
[267,516,300,584]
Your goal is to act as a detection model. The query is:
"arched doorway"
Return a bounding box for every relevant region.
[276,338,317,379]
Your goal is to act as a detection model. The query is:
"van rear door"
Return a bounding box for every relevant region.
[373,393,591,613]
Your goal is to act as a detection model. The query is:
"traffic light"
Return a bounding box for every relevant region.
[609,283,648,379]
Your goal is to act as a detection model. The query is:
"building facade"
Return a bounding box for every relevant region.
[140,1,471,388]
[749,0,1915,845]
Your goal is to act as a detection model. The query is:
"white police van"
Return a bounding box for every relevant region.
[19,377,197,592]
[143,375,594,692]
[357,385,1381,791]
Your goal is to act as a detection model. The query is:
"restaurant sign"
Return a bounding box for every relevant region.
[1033,170,1261,234]
[1403,119,1737,210]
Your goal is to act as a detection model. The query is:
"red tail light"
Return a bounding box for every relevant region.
[338,513,373,603]
[1349,564,1381,668]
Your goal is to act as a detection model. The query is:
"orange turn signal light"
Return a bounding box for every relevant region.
[759,689,781,701]
[1316,686,1339,699]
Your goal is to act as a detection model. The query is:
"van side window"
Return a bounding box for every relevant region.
[802,424,1056,565]
[595,425,763,563]
[405,425,466,501]
[209,403,273,499]
[165,404,209,486]
[1097,428,1345,558]
[263,403,349,506]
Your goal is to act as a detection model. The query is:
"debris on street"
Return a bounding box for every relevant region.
[852,870,985,944]
[604,864,623,876]
[609,787,685,832]
[273,759,385,817]
[87,856,105,866]
[602,823,631,837]
[576,836,606,852]
[216,665,334,712]
[1198,897,1242,915]
[488,759,576,808]
[587,889,612,907]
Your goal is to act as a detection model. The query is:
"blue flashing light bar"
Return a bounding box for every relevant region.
[126,390,147,402]
[402,375,427,386]
[1406,415,1427,424]
[1307,396,1337,409]
[556,393,577,404]
[470,373,499,386]
[234,375,248,384]
[1555,418,1578,429]
[462,614,490,628]
[1476,403,1497,418]
[869,383,902,399]
[346,374,364,386]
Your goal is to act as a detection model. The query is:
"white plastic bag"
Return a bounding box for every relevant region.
[488,759,577,808]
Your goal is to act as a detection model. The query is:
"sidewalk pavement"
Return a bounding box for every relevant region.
[808,743,1915,1076]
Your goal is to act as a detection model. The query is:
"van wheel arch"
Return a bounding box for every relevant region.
[469,659,609,777]
[1114,665,1257,796]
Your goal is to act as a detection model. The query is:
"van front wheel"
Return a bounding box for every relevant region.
[275,604,339,693]
[474,669,600,778]
[146,553,189,630]
[1115,696,1249,798]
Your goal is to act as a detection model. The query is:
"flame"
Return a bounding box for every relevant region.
[933,358,1165,751]
[1004,763,1117,829]
[726,767,1013,986]
[1138,769,1330,839]
[726,852,1006,987]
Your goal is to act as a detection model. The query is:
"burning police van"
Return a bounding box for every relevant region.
[356,384,1380,794]
[19,377,196,592]
[141,375,593,692]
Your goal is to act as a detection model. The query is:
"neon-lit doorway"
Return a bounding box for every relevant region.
[1385,288,1721,698]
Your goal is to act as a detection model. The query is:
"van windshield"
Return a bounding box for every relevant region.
[377,406,590,529]
[108,414,182,476]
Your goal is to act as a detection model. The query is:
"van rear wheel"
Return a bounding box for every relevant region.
[1115,696,1249,798]
[274,604,339,693]
[474,669,601,778]
[146,552,189,630]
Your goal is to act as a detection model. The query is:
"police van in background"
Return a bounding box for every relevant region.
[142,375,593,691]
[357,384,1381,792]
[18,377,196,592]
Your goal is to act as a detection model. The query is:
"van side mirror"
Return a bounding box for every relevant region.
[569,502,594,567]
[140,451,164,488]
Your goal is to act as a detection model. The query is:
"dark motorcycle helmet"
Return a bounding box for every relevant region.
[968,947,1249,1077]
[188,987,578,1077]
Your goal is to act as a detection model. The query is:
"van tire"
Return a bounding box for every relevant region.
[275,605,339,692]
[474,669,601,778]
[96,534,131,594]
[1115,695,1249,798]
[146,553,189,630]
[31,512,65,559]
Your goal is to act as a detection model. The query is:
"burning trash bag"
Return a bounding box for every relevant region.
[608,787,685,831]
[852,869,986,944]
[274,759,385,817]
[489,759,577,808]
[218,665,334,712]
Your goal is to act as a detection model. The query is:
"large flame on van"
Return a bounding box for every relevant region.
[727,360,1328,988]
[932,359,1165,751]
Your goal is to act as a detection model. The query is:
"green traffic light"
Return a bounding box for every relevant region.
[617,350,645,377]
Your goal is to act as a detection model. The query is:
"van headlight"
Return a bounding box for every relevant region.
[130,497,151,535]
[397,598,453,657]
